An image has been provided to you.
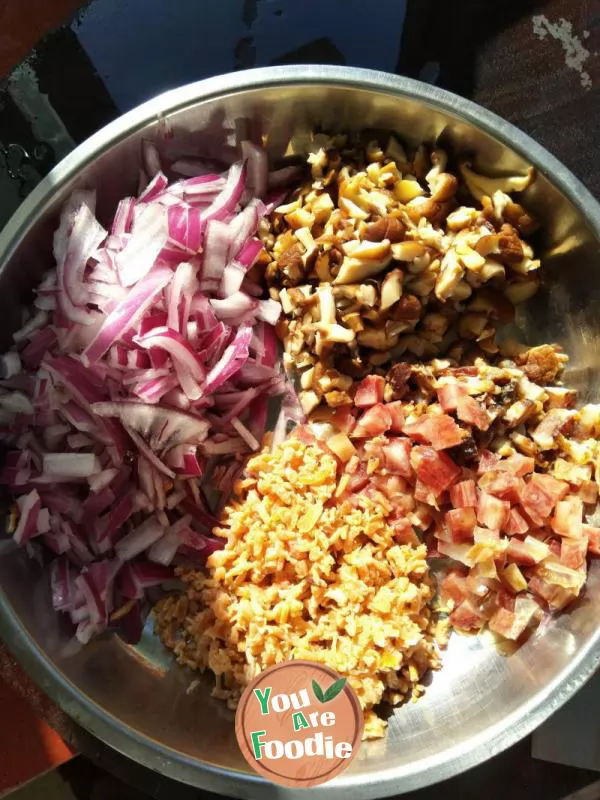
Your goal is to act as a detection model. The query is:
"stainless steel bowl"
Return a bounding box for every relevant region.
[1,65,600,799]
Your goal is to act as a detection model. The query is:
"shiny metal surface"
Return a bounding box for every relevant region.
[0,66,600,799]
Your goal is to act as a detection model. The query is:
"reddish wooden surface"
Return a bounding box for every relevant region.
[0,0,84,76]
[0,642,75,795]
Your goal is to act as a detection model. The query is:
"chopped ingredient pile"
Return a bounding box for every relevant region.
[156,432,445,740]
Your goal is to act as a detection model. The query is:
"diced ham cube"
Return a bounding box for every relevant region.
[414,479,437,504]
[386,401,406,433]
[331,406,356,435]
[489,596,540,640]
[437,540,473,565]
[445,508,477,542]
[579,481,599,505]
[456,395,490,431]
[390,517,420,545]
[519,475,557,526]
[477,492,510,531]
[496,454,535,477]
[449,597,485,632]
[477,449,500,475]
[536,560,585,592]
[478,470,522,503]
[501,563,528,593]
[473,525,500,542]
[439,568,469,607]
[347,462,369,493]
[400,417,430,443]
[383,438,413,479]
[449,479,478,509]
[425,414,466,450]
[546,538,561,557]
[507,535,550,566]
[503,507,530,536]
[583,523,600,556]
[411,446,461,494]
[551,495,583,538]
[354,375,385,408]
[436,381,468,412]
[352,404,392,437]
[561,537,588,570]
[528,575,573,611]
[404,414,465,450]
[533,474,570,504]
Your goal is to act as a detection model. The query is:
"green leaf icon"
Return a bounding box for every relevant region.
[312,677,346,703]
[323,677,346,702]
[312,679,325,703]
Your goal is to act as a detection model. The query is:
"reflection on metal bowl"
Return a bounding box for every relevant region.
[1,66,600,799]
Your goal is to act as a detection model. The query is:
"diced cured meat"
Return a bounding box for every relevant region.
[439,568,469,607]
[456,395,490,431]
[404,414,465,450]
[437,381,468,412]
[519,475,557,526]
[579,481,599,505]
[583,523,600,556]
[449,597,484,631]
[496,454,535,477]
[449,479,478,509]
[352,403,392,437]
[354,375,385,408]
[560,537,588,570]
[478,470,522,503]
[503,507,530,536]
[414,479,437,504]
[551,495,583,538]
[533,474,569,504]
[383,438,413,479]
[507,535,550,566]
[489,596,540,640]
[477,492,510,531]
[386,401,406,433]
[528,575,573,611]
[445,508,476,541]
[347,462,369,493]
[477,449,500,474]
[411,446,461,493]
[330,406,356,435]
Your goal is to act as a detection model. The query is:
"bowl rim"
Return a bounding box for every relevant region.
[1,64,600,799]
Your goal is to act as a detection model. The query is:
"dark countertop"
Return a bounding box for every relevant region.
[0,1,600,798]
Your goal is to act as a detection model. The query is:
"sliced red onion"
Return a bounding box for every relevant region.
[201,161,245,223]
[55,200,107,318]
[201,325,252,397]
[138,171,169,203]
[111,197,136,235]
[0,352,21,378]
[0,391,34,414]
[115,516,165,561]
[92,400,209,452]
[83,266,174,362]
[43,453,99,479]
[13,311,49,344]
[230,416,260,451]
[96,494,135,552]
[0,139,295,648]
[116,204,167,287]
[13,489,41,545]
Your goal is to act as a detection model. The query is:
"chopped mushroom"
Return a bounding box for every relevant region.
[460,163,535,202]
[262,135,542,409]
